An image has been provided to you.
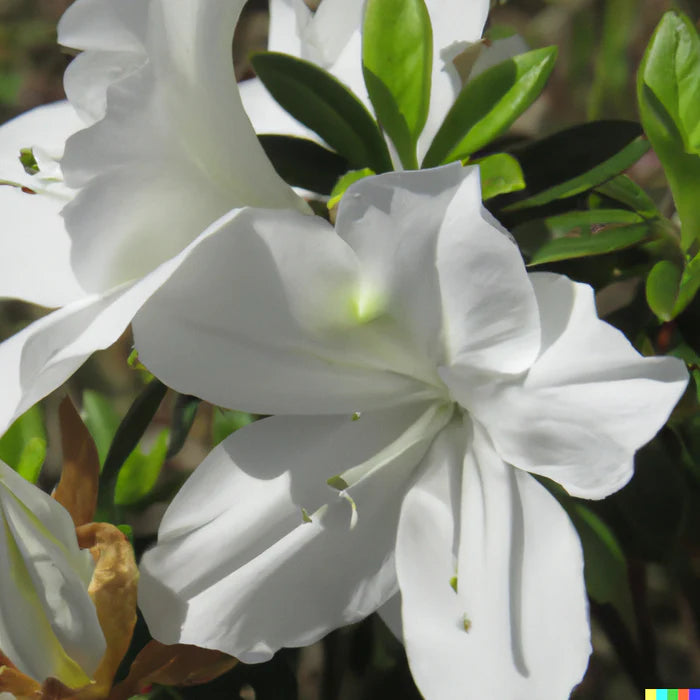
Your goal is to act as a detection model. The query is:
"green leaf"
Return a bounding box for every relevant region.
[258,135,350,195]
[212,409,255,447]
[102,379,168,501]
[542,208,645,237]
[638,11,700,249]
[328,168,375,209]
[646,260,681,321]
[569,504,635,634]
[114,429,168,507]
[474,153,525,200]
[640,11,700,154]
[362,0,432,169]
[251,52,392,173]
[505,136,650,212]
[15,438,46,485]
[675,251,700,315]
[166,394,200,459]
[529,222,650,265]
[81,390,121,466]
[422,46,557,167]
[645,253,700,321]
[0,405,46,483]
[593,174,660,218]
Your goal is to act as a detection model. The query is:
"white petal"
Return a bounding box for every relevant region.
[0,462,105,684]
[59,0,304,293]
[133,206,437,415]
[0,232,206,435]
[58,0,147,123]
[418,0,490,156]
[397,420,590,700]
[459,273,688,498]
[335,164,466,366]
[267,0,309,59]
[0,103,85,305]
[435,167,540,373]
[139,402,440,661]
[0,185,85,306]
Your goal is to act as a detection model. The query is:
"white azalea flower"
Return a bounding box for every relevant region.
[135,164,688,699]
[0,461,105,687]
[240,0,524,160]
[0,0,305,435]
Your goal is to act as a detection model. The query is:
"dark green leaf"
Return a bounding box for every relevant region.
[493,121,642,215]
[505,136,650,212]
[363,0,432,169]
[474,153,525,200]
[258,135,350,195]
[167,394,201,459]
[541,208,644,237]
[529,223,650,265]
[569,504,635,633]
[114,429,169,506]
[422,46,557,167]
[102,379,168,499]
[251,52,392,173]
[594,175,660,218]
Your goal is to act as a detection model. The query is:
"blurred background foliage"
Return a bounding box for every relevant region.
[0,0,699,698]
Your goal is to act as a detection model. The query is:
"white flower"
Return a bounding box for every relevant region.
[240,0,526,160]
[135,164,688,699]
[0,0,305,435]
[0,461,105,687]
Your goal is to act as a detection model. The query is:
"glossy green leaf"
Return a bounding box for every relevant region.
[114,429,169,506]
[422,46,557,167]
[82,390,120,466]
[474,153,525,200]
[102,379,168,499]
[646,260,681,321]
[638,11,700,249]
[251,52,392,173]
[212,409,255,447]
[362,0,432,169]
[529,223,650,265]
[328,168,375,210]
[258,135,350,195]
[167,394,201,459]
[542,208,644,237]
[0,404,46,475]
[505,136,650,212]
[594,174,660,218]
[646,252,700,321]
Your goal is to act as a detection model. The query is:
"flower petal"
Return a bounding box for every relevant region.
[133,206,435,415]
[336,164,539,375]
[58,0,148,124]
[0,462,105,685]
[458,273,688,498]
[0,231,206,435]
[139,403,439,661]
[396,419,591,700]
[59,0,304,292]
[420,0,490,156]
[0,103,85,306]
[435,167,540,373]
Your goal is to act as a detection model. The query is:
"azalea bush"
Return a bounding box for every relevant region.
[0,1,699,699]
